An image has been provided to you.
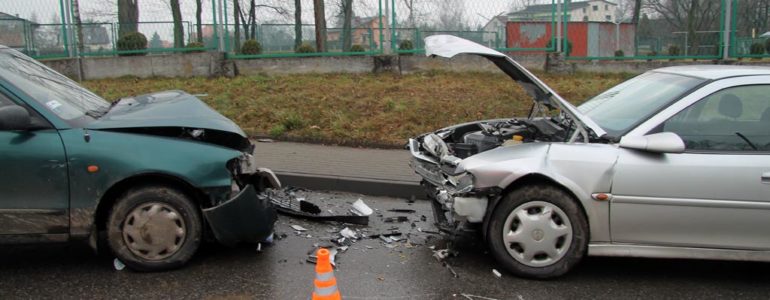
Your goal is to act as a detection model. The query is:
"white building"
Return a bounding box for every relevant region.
[508,0,618,23]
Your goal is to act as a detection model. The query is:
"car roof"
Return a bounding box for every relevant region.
[653,65,770,80]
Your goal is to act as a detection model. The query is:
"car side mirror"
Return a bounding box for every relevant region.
[619,132,685,153]
[0,105,31,131]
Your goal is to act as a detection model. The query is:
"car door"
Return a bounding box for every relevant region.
[611,82,770,250]
[0,90,69,235]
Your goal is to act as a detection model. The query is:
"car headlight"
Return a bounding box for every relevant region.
[423,133,449,158]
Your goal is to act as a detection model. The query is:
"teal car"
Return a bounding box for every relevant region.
[0,46,279,271]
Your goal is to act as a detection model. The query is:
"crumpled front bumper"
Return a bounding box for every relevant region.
[201,148,280,246]
[408,138,490,233]
[202,184,277,247]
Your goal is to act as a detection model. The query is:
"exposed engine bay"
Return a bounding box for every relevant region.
[428,117,571,160]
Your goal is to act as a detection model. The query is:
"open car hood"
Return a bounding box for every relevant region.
[424,35,607,139]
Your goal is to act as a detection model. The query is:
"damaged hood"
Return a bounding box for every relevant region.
[88,90,246,137]
[424,35,607,138]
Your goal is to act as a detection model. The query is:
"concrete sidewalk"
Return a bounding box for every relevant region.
[252,141,424,199]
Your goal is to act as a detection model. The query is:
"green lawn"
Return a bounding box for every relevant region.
[83,71,633,147]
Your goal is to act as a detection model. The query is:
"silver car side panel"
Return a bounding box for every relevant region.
[460,142,619,242]
[589,243,770,262]
[627,75,770,137]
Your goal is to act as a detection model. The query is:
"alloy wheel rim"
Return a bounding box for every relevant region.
[502,201,572,267]
[122,202,186,261]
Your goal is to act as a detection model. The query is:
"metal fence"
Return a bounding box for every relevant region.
[1,0,768,61]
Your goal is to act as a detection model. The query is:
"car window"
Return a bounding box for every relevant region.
[663,85,770,152]
[0,49,108,126]
[578,72,704,138]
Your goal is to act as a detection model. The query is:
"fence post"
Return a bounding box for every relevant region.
[383,0,391,54]
[722,0,732,60]
[556,0,562,53]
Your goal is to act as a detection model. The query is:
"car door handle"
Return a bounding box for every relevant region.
[763,172,770,184]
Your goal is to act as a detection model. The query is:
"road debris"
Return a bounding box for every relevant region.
[256,243,262,253]
[387,209,416,213]
[268,189,369,225]
[339,227,359,239]
[383,216,409,223]
[307,248,338,267]
[350,199,373,216]
[113,258,125,271]
[492,269,502,278]
[256,138,274,143]
[460,294,499,300]
[291,225,308,232]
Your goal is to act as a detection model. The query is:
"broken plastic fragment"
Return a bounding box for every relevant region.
[256,243,262,252]
[492,269,502,278]
[383,216,409,223]
[291,225,308,231]
[113,258,125,271]
[340,227,358,239]
[388,209,416,213]
[350,199,373,216]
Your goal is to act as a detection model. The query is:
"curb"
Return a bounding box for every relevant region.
[274,171,427,200]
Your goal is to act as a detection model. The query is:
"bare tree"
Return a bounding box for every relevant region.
[644,0,721,54]
[508,0,541,13]
[170,0,184,48]
[234,0,241,50]
[295,0,302,49]
[195,0,203,43]
[437,0,465,31]
[118,0,139,36]
[632,0,642,24]
[342,0,354,51]
[314,0,327,52]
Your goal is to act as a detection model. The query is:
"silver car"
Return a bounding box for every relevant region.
[409,35,770,279]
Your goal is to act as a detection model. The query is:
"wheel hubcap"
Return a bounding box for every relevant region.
[122,202,186,261]
[502,201,572,267]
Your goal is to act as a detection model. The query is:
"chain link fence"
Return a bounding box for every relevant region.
[0,0,768,60]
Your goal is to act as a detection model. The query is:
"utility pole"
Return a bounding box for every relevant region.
[383,0,391,54]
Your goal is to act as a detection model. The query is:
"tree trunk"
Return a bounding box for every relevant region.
[170,0,184,48]
[117,0,139,36]
[313,0,326,52]
[632,0,642,24]
[234,0,241,51]
[294,0,302,49]
[342,0,353,51]
[687,0,700,55]
[196,0,203,43]
[249,0,257,40]
[71,0,84,53]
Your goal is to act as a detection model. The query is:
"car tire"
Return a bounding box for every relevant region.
[107,185,202,272]
[487,184,588,279]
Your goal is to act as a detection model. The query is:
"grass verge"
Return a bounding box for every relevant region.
[83,71,633,147]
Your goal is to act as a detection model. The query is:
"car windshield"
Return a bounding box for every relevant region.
[577,72,705,138]
[0,49,109,125]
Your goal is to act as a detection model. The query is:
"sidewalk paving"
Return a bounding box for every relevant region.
[252,141,425,199]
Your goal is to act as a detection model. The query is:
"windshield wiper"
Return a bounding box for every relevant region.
[735,132,758,150]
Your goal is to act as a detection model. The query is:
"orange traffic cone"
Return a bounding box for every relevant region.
[311,248,341,300]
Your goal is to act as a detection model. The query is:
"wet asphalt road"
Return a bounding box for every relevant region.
[2,190,770,300]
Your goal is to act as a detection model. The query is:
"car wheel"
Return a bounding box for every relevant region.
[107,185,202,271]
[487,184,588,279]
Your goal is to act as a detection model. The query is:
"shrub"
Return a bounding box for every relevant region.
[668,45,680,56]
[350,44,366,52]
[750,42,765,55]
[241,39,262,55]
[269,124,286,137]
[399,40,414,51]
[614,49,624,57]
[117,32,148,56]
[766,39,770,54]
[649,50,658,56]
[186,41,206,52]
[282,112,305,130]
[296,43,315,53]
